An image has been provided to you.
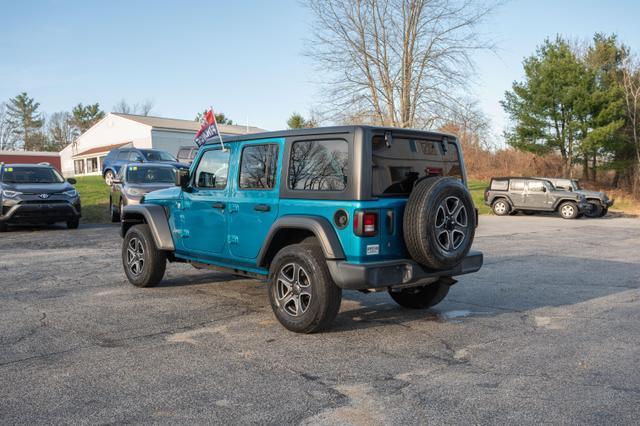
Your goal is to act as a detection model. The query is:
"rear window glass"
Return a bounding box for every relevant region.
[372,136,462,196]
[239,144,279,190]
[288,140,348,191]
[491,179,509,190]
[126,166,175,184]
[510,180,525,191]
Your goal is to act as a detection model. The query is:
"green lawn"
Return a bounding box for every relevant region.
[74,176,111,224]
[468,179,491,214]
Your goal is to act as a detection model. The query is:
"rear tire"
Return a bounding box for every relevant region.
[559,201,579,219]
[389,281,450,309]
[492,199,510,216]
[268,243,342,333]
[122,224,166,287]
[584,202,603,218]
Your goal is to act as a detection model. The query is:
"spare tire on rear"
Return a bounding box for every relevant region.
[403,177,476,270]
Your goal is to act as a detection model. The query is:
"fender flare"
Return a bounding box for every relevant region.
[552,198,578,210]
[490,195,513,208]
[120,204,175,251]
[257,215,345,267]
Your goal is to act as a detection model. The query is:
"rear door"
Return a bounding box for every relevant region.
[227,140,281,261]
[509,179,526,207]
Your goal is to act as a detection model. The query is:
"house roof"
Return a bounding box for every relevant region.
[112,113,265,135]
[74,142,131,157]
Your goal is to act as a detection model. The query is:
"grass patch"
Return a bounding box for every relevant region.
[468,179,491,214]
[74,176,111,224]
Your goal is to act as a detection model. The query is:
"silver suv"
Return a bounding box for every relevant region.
[484,177,589,219]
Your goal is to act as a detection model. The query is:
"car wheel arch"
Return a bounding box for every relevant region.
[120,204,175,251]
[257,216,346,268]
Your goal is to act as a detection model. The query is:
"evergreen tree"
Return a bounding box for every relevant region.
[68,103,105,137]
[6,92,45,150]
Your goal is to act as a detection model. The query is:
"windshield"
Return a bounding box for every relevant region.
[142,150,176,162]
[1,166,64,184]
[126,166,176,184]
[372,135,462,196]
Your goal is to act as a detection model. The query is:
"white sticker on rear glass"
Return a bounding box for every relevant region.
[366,244,380,255]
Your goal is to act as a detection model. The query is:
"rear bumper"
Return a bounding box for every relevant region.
[0,202,81,224]
[327,250,483,290]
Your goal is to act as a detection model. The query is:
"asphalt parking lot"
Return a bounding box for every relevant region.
[1,215,639,424]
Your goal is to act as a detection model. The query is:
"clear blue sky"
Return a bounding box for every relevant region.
[1,0,640,138]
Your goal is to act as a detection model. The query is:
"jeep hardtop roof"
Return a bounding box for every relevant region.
[491,176,554,181]
[204,125,458,146]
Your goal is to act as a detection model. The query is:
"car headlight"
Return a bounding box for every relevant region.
[63,189,78,197]
[2,190,22,198]
[126,188,142,196]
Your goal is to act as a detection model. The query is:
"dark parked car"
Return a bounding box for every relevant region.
[109,163,176,222]
[540,177,613,218]
[484,177,588,219]
[176,146,199,165]
[0,163,81,231]
[101,147,188,185]
[118,126,483,333]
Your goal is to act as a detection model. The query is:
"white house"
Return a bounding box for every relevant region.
[60,113,264,177]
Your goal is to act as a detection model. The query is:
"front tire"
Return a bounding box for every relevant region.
[492,199,510,216]
[599,207,609,217]
[388,281,450,309]
[67,218,80,229]
[0,222,7,232]
[559,201,579,219]
[122,224,166,287]
[110,198,120,223]
[268,243,342,333]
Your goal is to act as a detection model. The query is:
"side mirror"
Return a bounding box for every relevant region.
[67,177,77,185]
[176,169,190,188]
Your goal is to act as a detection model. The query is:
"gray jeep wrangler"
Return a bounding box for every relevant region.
[540,178,613,218]
[484,177,588,219]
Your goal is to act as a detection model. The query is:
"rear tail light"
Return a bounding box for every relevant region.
[484,189,489,200]
[354,211,378,237]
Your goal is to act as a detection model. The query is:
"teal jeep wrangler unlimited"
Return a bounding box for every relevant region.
[120,126,483,332]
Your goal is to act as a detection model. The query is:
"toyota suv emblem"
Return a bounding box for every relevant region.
[38,193,50,199]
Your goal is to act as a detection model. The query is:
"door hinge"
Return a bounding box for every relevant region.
[227,235,239,244]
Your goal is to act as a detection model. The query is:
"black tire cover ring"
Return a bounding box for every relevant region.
[403,177,476,270]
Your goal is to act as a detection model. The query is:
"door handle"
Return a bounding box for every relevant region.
[254,204,271,212]
[212,202,226,209]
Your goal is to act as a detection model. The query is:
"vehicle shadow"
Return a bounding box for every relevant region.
[328,254,640,333]
[157,270,244,288]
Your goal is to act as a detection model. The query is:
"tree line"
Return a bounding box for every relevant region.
[0,93,155,152]
[503,34,640,194]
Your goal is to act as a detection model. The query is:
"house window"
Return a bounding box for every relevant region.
[74,160,85,175]
[87,157,98,173]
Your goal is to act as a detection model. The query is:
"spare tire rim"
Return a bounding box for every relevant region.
[435,196,468,251]
[276,263,312,317]
[126,237,145,276]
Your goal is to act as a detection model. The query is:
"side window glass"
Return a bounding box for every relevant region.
[129,151,144,162]
[117,151,129,160]
[510,180,525,191]
[239,144,279,189]
[288,140,348,191]
[194,149,230,189]
[527,181,544,192]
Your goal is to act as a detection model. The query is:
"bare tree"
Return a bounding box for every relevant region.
[113,99,155,116]
[47,111,75,151]
[622,56,640,195]
[0,102,18,150]
[304,0,496,129]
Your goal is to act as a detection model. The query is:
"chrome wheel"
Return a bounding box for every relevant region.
[435,196,468,251]
[276,263,312,317]
[105,171,114,185]
[126,237,145,276]
[561,204,575,218]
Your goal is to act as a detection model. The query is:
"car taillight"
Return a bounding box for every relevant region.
[484,189,489,200]
[354,211,378,237]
